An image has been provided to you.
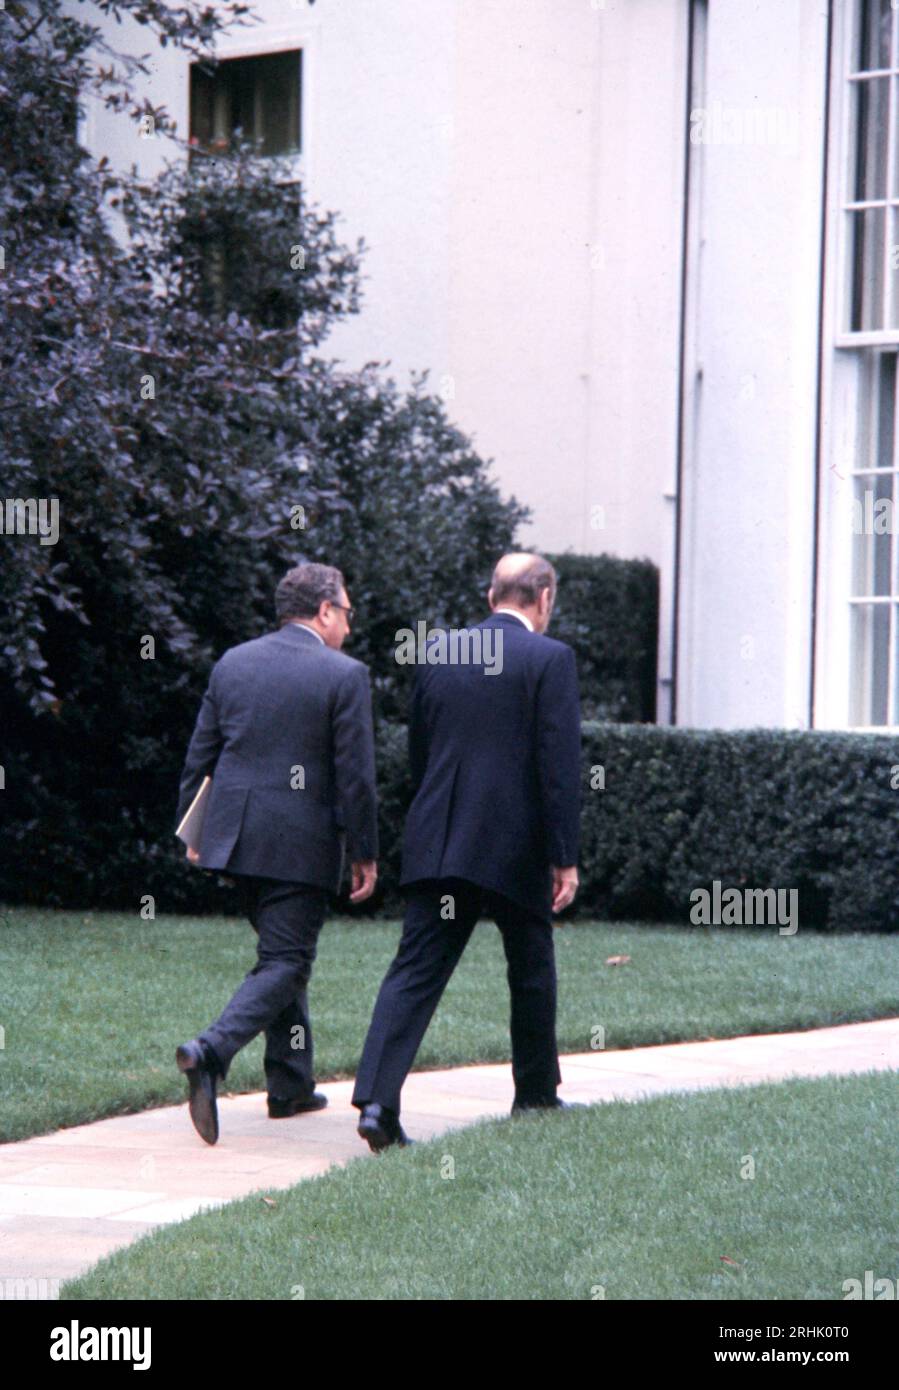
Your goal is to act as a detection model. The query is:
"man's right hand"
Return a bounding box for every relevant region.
[551,865,578,915]
[350,860,378,904]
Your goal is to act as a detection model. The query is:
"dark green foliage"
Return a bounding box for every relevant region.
[0,0,526,907]
[369,722,412,912]
[547,552,658,721]
[0,1,661,912]
[577,723,899,931]
[370,721,899,929]
[159,721,899,929]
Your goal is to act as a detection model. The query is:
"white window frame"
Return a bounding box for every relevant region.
[180,18,321,186]
[816,0,899,730]
[834,0,899,344]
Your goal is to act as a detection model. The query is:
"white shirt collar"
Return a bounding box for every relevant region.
[493,607,534,632]
[286,620,326,645]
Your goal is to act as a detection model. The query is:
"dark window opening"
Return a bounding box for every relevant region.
[190,50,302,157]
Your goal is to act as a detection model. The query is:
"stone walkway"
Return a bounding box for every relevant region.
[1,1017,896,1296]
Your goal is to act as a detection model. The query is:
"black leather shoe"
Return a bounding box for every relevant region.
[176,1040,219,1145]
[511,1097,585,1116]
[356,1103,412,1153]
[268,1092,328,1118]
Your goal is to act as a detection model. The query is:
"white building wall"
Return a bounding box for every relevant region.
[443,0,686,572]
[80,0,684,572]
[676,0,829,729]
[81,0,837,731]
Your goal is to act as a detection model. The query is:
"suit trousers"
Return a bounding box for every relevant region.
[200,877,328,1100]
[352,877,562,1116]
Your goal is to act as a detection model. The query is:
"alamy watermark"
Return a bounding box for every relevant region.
[0,1276,61,1300]
[50,1322,151,1369]
[0,498,59,546]
[690,880,798,935]
[394,622,504,675]
[690,102,799,149]
[842,1271,896,1300]
[852,489,899,535]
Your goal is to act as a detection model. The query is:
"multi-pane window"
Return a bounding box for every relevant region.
[846,1,898,331]
[186,49,303,324]
[190,50,302,157]
[843,3,899,724]
[849,352,899,724]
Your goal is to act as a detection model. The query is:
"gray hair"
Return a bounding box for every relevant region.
[490,555,557,609]
[275,562,345,623]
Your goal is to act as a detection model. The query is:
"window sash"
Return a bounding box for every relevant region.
[189,50,302,157]
[841,2,899,339]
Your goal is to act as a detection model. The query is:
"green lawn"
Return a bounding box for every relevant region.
[1,907,898,1143]
[61,1070,898,1300]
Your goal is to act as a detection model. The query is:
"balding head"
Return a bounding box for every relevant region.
[488,553,557,632]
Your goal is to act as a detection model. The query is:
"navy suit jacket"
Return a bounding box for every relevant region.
[400,611,581,918]
[175,623,378,891]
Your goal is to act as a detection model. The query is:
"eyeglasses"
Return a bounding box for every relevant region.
[332,603,355,623]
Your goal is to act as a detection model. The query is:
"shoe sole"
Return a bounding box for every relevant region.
[357,1118,411,1152]
[268,1099,329,1118]
[176,1045,219,1145]
[357,1118,392,1152]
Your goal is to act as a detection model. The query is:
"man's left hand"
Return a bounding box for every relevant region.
[350,860,378,903]
[551,865,578,915]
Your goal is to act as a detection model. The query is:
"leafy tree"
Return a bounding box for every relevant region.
[0,0,526,908]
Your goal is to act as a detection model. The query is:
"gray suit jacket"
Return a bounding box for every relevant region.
[175,623,378,890]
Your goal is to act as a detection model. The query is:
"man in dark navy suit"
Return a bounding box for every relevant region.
[174,562,378,1145]
[353,553,581,1151]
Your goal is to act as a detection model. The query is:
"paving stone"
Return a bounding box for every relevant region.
[0,1017,893,1294]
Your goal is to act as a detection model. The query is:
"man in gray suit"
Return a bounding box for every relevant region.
[174,562,378,1144]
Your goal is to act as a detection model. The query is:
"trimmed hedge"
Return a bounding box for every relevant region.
[369,721,899,930]
[170,721,899,930]
[547,552,658,722]
[578,722,899,932]
[8,712,897,932]
[0,552,659,911]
